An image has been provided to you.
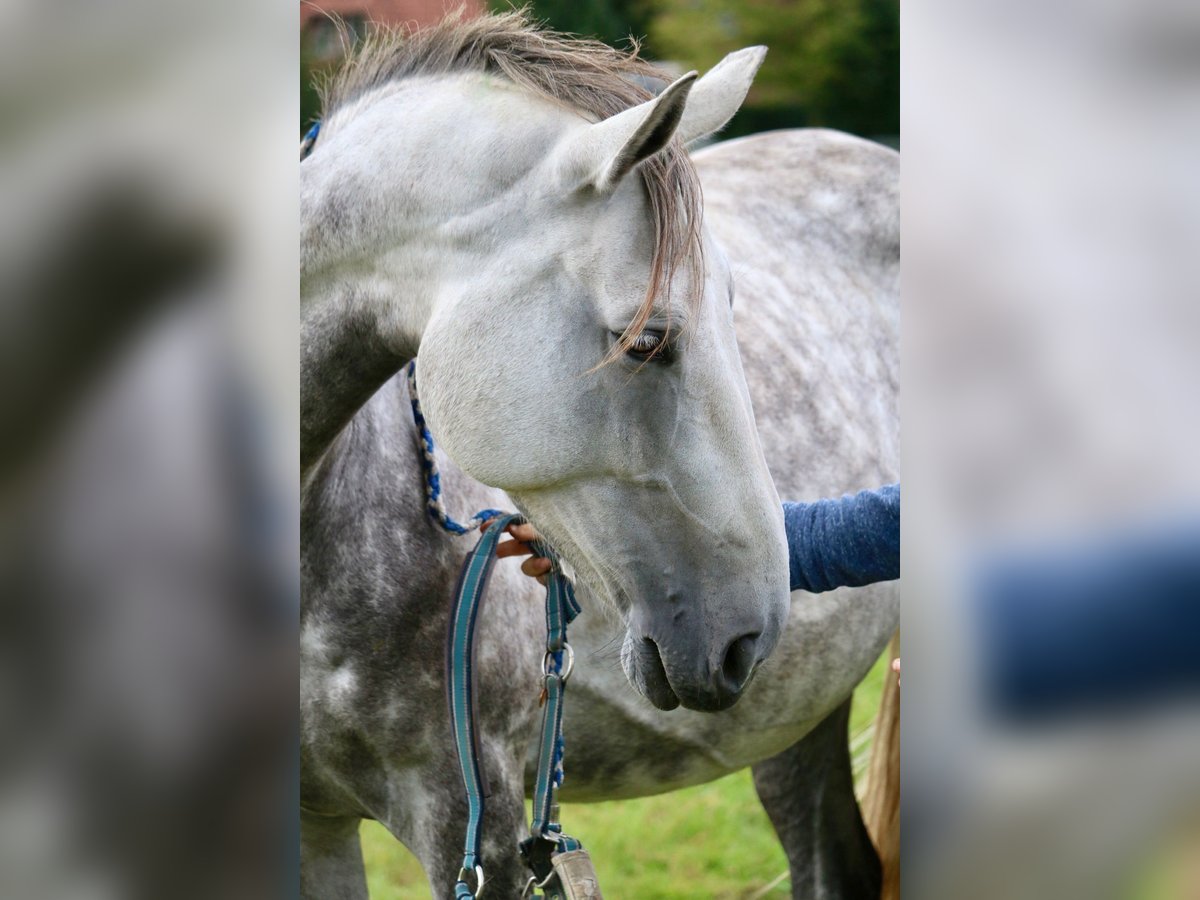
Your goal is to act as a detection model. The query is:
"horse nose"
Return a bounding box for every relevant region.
[665,628,765,712]
[715,632,760,698]
[628,608,772,712]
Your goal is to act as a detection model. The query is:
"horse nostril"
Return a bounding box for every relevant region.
[636,635,679,710]
[641,636,666,673]
[720,633,759,693]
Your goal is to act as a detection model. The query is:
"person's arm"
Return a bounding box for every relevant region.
[976,521,1200,720]
[783,483,900,593]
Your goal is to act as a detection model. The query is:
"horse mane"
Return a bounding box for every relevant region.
[318,7,704,356]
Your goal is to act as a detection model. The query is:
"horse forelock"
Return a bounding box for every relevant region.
[316,7,705,358]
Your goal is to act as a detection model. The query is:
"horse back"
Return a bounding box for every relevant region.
[694,129,900,498]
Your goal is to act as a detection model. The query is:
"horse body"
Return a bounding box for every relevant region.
[301,16,897,899]
[301,127,897,897]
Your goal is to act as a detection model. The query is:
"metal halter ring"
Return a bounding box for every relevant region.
[542,643,575,682]
[457,864,486,897]
[521,867,559,897]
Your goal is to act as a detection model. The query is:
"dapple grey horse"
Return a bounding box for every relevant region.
[301,13,897,899]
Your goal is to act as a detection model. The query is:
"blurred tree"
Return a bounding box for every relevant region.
[301,53,322,137]
[646,0,898,139]
[488,0,653,48]
[302,1,898,142]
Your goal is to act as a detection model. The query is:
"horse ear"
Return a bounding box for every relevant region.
[554,71,697,193]
[676,46,767,146]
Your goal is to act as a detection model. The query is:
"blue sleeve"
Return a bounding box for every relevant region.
[783,484,900,593]
[977,522,1200,720]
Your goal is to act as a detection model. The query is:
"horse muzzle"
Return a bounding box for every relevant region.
[622,620,772,712]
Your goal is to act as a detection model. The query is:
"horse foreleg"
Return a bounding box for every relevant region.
[752,699,882,900]
[396,754,531,900]
[300,812,367,900]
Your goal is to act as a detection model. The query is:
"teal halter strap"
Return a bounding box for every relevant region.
[447,514,582,899]
[446,513,517,899]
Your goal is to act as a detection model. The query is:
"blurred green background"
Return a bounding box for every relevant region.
[301,0,899,145]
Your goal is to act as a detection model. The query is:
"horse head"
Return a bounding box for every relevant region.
[301,18,789,711]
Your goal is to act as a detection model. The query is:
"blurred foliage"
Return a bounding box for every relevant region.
[644,0,898,138]
[500,0,898,139]
[302,53,321,136]
[489,0,653,50]
[304,1,898,141]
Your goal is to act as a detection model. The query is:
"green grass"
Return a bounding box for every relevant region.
[362,651,891,899]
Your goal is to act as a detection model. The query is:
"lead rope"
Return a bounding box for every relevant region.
[407,360,600,900]
[406,362,504,534]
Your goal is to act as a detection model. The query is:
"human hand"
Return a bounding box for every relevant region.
[481,519,553,585]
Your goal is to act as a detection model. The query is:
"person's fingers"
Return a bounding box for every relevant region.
[521,557,553,578]
[496,540,533,559]
[478,521,551,580]
[482,520,540,540]
[506,523,539,543]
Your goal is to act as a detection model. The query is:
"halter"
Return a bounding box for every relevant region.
[300,121,319,161]
[407,360,594,899]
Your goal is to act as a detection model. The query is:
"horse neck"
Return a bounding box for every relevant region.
[299,79,561,485]
[300,291,410,484]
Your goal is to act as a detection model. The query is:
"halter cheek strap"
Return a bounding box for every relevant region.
[447,513,582,899]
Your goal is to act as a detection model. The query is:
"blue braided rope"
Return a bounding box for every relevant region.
[406,361,504,534]
[300,121,319,161]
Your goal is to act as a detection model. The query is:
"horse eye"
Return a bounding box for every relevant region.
[620,330,672,363]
